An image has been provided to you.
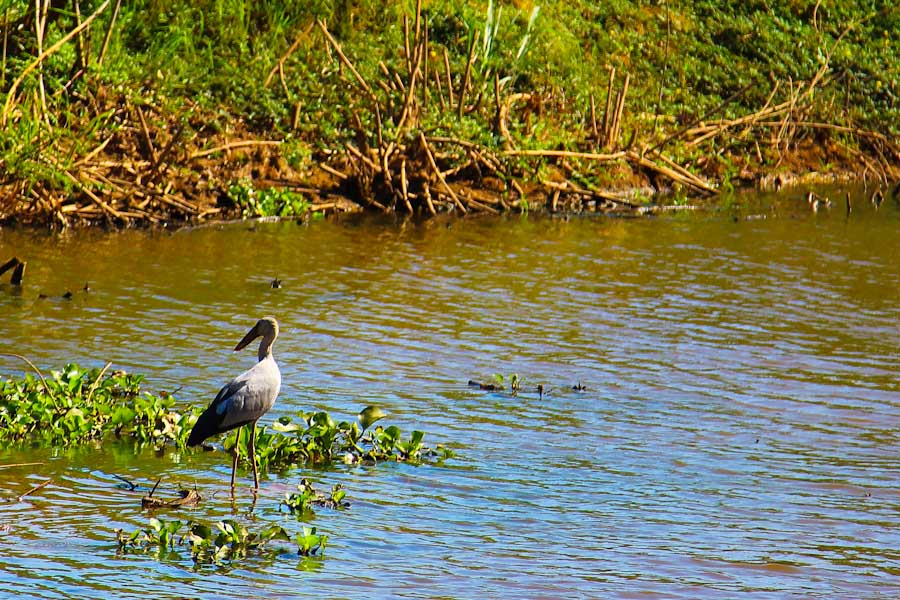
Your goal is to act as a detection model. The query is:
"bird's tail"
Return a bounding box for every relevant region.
[187,407,219,447]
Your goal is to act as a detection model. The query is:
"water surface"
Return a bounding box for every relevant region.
[1,186,898,598]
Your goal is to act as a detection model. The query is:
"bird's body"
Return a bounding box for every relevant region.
[188,317,281,489]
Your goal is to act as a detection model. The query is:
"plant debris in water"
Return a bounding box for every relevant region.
[141,488,202,510]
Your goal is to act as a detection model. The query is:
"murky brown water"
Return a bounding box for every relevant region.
[1,185,898,598]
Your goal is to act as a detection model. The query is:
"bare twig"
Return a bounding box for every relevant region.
[420,132,466,213]
[147,123,184,180]
[403,15,411,76]
[136,106,158,164]
[0,353,49,394]
[319,163,349,180]
[458,31,478,119]
[316,19,376,100]
[85,361,113,405]
[422,181,436,215]
[71,0,85,73]
[503,148,626,161]
[189,140,282,160]
[400,158,413,212]
[17,478,52,501]
[626,150,717,195]
[1,7,8,90]
[602,67,615,146]
[652,81,754,153]
[264,22,314,88]
[97,0,122,67]
[609,74,630,149]
[443,46,455,108]
[498,92,532,149]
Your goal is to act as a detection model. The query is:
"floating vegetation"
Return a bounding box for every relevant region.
[225,179,311,218]
[469,374,549,397]
[0,363,197,448]
[224,405,454,473]
[282,479,350,515]
[0,363,453,478]
[295,526,328,557]
[115,517,309,565]
[140,483,203,510]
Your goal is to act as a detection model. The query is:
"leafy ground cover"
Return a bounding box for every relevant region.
[0,1,897,226]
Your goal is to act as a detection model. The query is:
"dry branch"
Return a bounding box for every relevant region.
[2,0,110,125]
[17,478,52,501]
[627,150,717,195]
[420,132,466,213]
[189,140,282,160]
[316,19,376,100]
[0,353,49,394]
[504,148,626,162]
[265,22,314,88]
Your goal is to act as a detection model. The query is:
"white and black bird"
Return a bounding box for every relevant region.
[188,317,281,489]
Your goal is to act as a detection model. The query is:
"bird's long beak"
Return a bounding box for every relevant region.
[234,322,260,352]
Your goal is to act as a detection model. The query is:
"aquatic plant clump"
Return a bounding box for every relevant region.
[115,517,322,565]
[282,478,350,515]
[0,363,196,447]
[224,405,455,474]
[0,365,453,477]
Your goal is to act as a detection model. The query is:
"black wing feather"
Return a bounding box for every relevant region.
[187,379,251,446]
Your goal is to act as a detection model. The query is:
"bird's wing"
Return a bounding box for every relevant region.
[211,378,250,416]
[186,376,252,446]
[187,359,280,446]
[213,363,279,430]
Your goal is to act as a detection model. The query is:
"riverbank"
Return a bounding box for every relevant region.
[1,1,898,227]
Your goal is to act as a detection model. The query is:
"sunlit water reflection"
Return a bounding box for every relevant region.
[1,185,898,598]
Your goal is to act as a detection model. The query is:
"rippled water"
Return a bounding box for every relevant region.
[1,186,898,598]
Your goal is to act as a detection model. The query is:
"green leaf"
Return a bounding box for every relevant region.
[272,419,300,433]
[358,405,385,431]
[261,525,290,542]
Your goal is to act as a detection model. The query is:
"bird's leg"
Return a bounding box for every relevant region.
[250,419,259,489]
[230,428,240,489]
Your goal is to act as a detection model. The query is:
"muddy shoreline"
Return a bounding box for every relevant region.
[0,112,892,230]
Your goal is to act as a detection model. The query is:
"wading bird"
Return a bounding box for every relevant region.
[188,317,281,489]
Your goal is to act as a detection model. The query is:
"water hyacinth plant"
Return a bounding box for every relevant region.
[225,405,454,473]
[116,517,298,565]
[282,478,350,515]
[225,179,311,218]
[0,364,453,476]
[0,363,197,447]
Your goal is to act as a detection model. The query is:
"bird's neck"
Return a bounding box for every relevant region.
[258,336,276,362]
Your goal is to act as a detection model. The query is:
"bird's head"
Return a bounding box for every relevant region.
[234,316,279,352]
